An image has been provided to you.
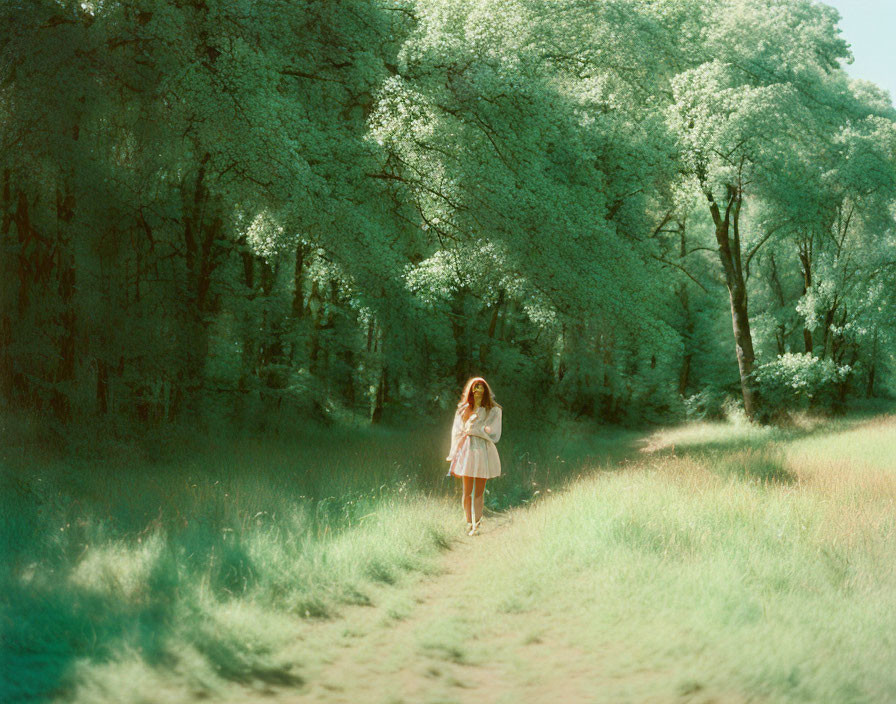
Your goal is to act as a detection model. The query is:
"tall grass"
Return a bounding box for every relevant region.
[0,411,629,703]
[454,413,896,702]
[6,410,893,702]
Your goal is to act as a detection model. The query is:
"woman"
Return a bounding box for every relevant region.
[446,377,503,535]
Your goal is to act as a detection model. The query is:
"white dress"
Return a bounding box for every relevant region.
[447,403,502,479]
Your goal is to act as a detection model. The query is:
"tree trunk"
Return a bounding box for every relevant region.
[678,354,692,398]
[371,368,387,424]
[342,347,356,406]
[96,358,109,414]
[0,170,14,401]
[767,252,787,355]
[705,185,760,419]
[798,240,814,353]
[308,280,323,374]
[820,300,839,360]
[370,321,387,424]
[479,290,504,367]
[14,189,33,323]
[836,346,859,410]
[0,315,11,401]
[292,242,309,318]
[557,322,567,383]
[178,155,223,410]
[866,327,878,398]
[676,223,694,396]
[52,188,77,422]
[258,258,288,390]
[239,235,254,290]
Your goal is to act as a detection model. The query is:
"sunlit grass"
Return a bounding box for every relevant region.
[451,415,896,702]
[0,413,627,702]
[3,411,895,702]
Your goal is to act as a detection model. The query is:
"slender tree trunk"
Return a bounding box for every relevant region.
[14,189,33,323]
[831,306,848,364]
[292,242,309,318]
[371,369,387,424]
[235,235,255,394]
[836,346,859,409]
[342,347,356,406]
[308,280,323,374]
[676,223,694,396]
[767,252,787,355]
[180,155,219,405]
[0,170,14,401]
[0,315,11,401]
[557,322,567,383]
[258,258,288,390]
[238,235,254,290]
[370,324,387,424]
[866,327,878,398]
[820,301,838,360]
[678,353,692,398]
[798,240,814,353]
[52,187,77,422]
[96,358,109,414]
[479,290,504,367]
[705,184,760,419]
[726,282,759,417]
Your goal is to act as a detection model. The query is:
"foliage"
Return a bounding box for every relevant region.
[0,0,894,433]
[754,352,851,411]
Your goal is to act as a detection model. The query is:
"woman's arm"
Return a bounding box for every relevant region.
[467,407,502,443]
[447,410,464,460]
[483,406,502,443]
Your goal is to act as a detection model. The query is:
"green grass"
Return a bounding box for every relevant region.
[3,410,895,702]
[0,412,628,703]
[454,413,896,702]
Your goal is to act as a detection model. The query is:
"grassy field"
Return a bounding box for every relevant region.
[459,414,896,703]
[2,410,895,703]
[0,411,637,703]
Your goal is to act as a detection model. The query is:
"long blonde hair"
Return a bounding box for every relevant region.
[456,377,501,421]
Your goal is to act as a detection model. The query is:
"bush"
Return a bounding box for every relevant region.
[753,353,851,412]
[683,388,730,421]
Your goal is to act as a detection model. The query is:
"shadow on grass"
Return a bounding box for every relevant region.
[0,507,302,703]
[483,422,648,511]
[0,557,181,703]
[715,449,797,485]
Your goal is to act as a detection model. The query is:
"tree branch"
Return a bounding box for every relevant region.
[650,255,710,293]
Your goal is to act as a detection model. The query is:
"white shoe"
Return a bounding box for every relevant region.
[468,518,481,536]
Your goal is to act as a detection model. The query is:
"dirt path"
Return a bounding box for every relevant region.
[220,428,753,704]
[282,510,521,703]
[244,504,738,704]
[214,419,896,704]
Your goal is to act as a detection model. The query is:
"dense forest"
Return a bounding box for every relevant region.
[2,0,895,437]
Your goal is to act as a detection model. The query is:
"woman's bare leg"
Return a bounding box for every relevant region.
[461,476,474,524]
[473,478,486,525]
